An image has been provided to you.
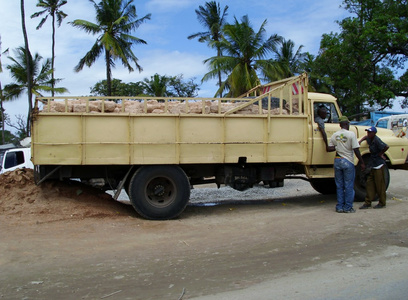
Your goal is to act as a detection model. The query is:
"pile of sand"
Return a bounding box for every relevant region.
[0,169,134,224]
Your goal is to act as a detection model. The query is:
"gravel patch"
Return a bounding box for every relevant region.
[108,178,316,205]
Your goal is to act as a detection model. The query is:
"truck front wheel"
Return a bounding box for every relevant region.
[128,166,191,220]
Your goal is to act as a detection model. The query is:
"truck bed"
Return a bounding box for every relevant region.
[32,75,310,166]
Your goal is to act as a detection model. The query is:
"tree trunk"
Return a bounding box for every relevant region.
[105,49,112,96]
[0,39,4,144]
[0,87,4,145]
[217,47,222,97]
[21,0,32,137]
[51,13,56,97]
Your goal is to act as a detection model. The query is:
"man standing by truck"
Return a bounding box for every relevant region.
[328,116,365,213]
[358,127,389,209]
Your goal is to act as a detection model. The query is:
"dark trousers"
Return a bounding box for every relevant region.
[364,167,386,206]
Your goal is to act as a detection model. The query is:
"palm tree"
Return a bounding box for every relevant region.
[265,39,306,82]
[188,1,228,95]
[20,0,33,136]
[299,52,332,93]
[4,47,68,118]
[31,0,68,97]
[142,74,170,97]
[70,0,151,96]
[202,15,282,97]
[0,36,9,144]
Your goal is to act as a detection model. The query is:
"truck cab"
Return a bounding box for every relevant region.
[0,148,33,174]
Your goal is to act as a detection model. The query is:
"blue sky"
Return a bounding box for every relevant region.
[0,0,349,131]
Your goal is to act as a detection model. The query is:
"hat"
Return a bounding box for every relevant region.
[339,116,350,123]
[365,126,377,133]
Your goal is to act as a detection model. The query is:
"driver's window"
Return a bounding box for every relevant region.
[314,103,339,124]
[329,103,339,123]
[314,103,329,124]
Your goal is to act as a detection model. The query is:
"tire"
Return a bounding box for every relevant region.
[310,178,337,195]
[128,166,191,220]
[354,160,390,202]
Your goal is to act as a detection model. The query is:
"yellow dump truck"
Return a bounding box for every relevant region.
[32,74,408,219]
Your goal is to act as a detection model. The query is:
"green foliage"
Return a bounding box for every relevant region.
[168,75,199,97]
[4,46,68,101]
[70,0,151,96]
[0,36,10,144]
[314,0,408,115]
[203,15,282,97]
[31,0,68,29]
[188,1,229,94]
[264,38,306,82]
[90,78,144,96]
[299,52,332,94]
[142,74,199,97]
[31,0,68,96]
[3,114,28,143]
[0,129,19,145]
[142,74,169,97]
[188,1,228,45]
[3,44,67,141]
[90,75,199,98]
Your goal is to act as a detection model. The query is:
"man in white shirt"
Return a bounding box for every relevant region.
[328,116,365,213]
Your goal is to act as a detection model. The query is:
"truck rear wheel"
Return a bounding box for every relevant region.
[310,178,336,195]
[354,161,390,202]
[128,166,191,220]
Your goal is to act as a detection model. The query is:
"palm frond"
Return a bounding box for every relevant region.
[70,19,101,34]
[74,42,104,72]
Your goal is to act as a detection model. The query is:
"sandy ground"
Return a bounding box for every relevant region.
[0,169,407,300]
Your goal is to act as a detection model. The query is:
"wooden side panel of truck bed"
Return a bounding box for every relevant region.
[32,113,308,165]
[32,74,310,166]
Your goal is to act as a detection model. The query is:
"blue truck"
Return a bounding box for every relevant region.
[351,111,405,127]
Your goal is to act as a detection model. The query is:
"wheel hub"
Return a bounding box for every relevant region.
[153,185,165,197]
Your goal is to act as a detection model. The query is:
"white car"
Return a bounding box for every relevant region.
[376,114,408,138]
[0,147,33,174]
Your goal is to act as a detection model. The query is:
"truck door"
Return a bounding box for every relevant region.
[311,102,340,165]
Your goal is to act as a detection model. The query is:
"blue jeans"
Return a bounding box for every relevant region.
[334,158,355,211]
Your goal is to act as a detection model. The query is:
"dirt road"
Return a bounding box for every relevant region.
[1,170,407,299]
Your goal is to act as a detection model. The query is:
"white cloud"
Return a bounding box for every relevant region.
[253,0,347,54]
[140,50,207,78]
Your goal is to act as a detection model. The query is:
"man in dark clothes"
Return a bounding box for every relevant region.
[359,127,389,209]
[315,105,329,150]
